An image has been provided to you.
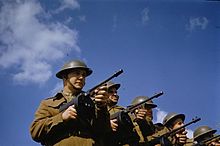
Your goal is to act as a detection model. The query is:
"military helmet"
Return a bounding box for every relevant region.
[106,81,120,90]
[163,112,185,127]
[130,96,157,108]
[56,60,92,79]
[193,126,217,140]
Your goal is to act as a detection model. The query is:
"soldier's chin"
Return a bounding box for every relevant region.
[111,101,118,105]
[74,85,83,90]
[146,116,153,121]
[112,99,118,103]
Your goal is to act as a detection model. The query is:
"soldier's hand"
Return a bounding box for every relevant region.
[176,130,187,144]
[93,85,108,108]
[62,105,77,121]
[135,108,148,120]
[110,119,118,131]
[209,141,220,146]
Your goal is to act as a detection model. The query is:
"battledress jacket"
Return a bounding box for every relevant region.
[30,92,110,146]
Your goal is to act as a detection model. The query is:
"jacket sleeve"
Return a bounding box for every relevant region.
[29,99,64,143]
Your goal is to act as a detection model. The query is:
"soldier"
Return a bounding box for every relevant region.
[104,81,139,146]
[129,96,163,145]
[106,81,124,132]
[30,60,110,146]
[162,112,188,146]
[193,126,220,146]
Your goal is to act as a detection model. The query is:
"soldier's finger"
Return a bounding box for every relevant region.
[111,119,118,122]
[138,111,147,115]
[69,110,77,116]
[96,90,107,96]
[98,85,107,90]
[94,98,106,102]
[69,114,77,119]
[182,130,187,135]
[94,94,106,99]
[137,115,144,119]
[112,122,118,127]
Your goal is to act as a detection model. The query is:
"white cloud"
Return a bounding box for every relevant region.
[112,15,117,31]
[0,0,80,84]
[186,128,193,139]
[54,0,80,13]
[78,15,86,22]
[141,8,150,25]
[64,16,73,24]
[154,108,168,123]
[50,82,63,96]
[186,17,209,31]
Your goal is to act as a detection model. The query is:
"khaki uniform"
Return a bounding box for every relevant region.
[108,105,125,115]
[30,92,110,146]
[105,105,126,146]
[109,106,165,146]
[184,138,194,146]
[132,116,166,146]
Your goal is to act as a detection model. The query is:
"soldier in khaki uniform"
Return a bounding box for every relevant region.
[30,60,111,146]
[129,96,164,146]
[106,81,124,132]
[193,126,220,146]
[103,81,141,146]
[162,112,188,146]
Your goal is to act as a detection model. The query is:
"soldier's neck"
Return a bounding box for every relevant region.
[108,101,117,108]
[63,85,81,96]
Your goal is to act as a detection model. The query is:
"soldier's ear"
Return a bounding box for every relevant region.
[62,75,68,82]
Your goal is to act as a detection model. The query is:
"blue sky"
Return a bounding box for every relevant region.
[0,0,219,145]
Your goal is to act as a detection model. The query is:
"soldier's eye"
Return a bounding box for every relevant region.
[144,104,151,110]
[82,72,86,77]
[108,89,117,94]
[108,90,114,93]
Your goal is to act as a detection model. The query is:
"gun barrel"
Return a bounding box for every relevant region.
[86,69,123,95]
[125,91,163,113]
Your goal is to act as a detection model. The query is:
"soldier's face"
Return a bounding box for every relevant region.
[146,108,153,120]
[172,118,184,130]
[67,69,86,90]
[196,133,214,143]
[143,105,153,120]
[108,87,119,103]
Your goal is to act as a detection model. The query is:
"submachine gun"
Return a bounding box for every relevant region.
[110,91,164,145]
[149,117,201,146]
[59,69,123,125]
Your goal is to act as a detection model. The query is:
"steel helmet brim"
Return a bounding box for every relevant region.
[108,83,120,90]
[56,67,92,79]
[163,113,185,126]
[194,126,217,140]
[56,60,93,79]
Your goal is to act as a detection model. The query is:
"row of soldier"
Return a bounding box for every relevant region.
[30,60,220,146]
